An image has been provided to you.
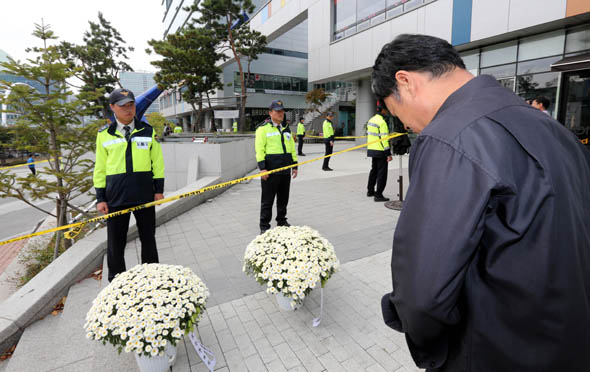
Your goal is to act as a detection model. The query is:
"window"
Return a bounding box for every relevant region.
[333,0,434,41]
[234,72,307,93]
[517,55,562,75]
[518,30,565,61]
[480,63,516,79]
[516,72,559,116]
[356,0,386,24]
[480,41,517,68]
[460,51,480,73]
[565,25,590,54]
[334,0,357,35]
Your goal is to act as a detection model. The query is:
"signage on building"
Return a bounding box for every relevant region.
[214,110,239,119]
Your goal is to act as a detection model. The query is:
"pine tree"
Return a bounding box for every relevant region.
[0,21,102,259]
[190,0,267,132]
[148,25,223,132]
[60,12,134,118]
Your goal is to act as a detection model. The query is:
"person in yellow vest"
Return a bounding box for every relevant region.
[297,117,306,156]
[233,120,238,133]
[322,112,335,171]
[255,100,298,234]
[366,103,393,202]
[174,124,183,133]
[93,88,165,282]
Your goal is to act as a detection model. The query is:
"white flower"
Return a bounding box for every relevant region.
[85,264,208,355]
[244,226,339,306]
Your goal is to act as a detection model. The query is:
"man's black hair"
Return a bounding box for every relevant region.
[371,34,466,101]
[534,96,550,110]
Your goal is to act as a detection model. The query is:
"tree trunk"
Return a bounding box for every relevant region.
[206,91,216,132]
[227,17,246,133]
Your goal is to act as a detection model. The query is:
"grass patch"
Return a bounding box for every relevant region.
[18,220,97,287]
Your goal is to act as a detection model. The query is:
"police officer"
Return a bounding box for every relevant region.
[256,100,298,234]
[94,88,165,282]
[233,120,238,133]
[297,117,306,156]
[322,112,335,171]
[174,124,183,133]
[366,103,392,202]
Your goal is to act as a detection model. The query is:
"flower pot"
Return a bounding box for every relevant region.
[276,292,301,311]
[134,343,177,372]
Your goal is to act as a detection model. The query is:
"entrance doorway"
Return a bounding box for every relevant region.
[558,69,590,146]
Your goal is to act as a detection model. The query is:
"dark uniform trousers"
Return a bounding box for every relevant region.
[367,157,388,195]
[107,205,159,281]
[260,174,291,230]
[322,141,333,169]
[297,135,304,155]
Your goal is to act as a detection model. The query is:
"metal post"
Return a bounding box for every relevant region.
[385,155,404,210]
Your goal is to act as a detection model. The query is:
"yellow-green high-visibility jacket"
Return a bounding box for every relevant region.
[367,114,392,157]
[255,121,298,175]
[174,126,183,133]
[323,119,334,143]
[93,119,165,207]
[297,122,305,136]
[233,121,238,132]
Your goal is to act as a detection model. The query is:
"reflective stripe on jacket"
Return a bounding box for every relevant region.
[255,121,298,174]
[367,114,392,157]
[93,119,165,207]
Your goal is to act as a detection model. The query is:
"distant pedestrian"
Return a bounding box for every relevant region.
[373,34,590,372]
[233,120,238,133]
[94,88,165,282]
[164,124,172,136]
[322,112,335,171]
[366,103,392,202]
[27,154,35,175]
[297,117,306,156]
[174,124,183,133]
[532,96,551,115]
[255,100,298,234]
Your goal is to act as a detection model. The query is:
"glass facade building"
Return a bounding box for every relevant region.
[460,24,590,135]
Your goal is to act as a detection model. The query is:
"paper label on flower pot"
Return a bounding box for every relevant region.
[189,331,216,371]
[312,287,324,327]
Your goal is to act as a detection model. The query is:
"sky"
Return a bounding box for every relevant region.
[1,1,165,72]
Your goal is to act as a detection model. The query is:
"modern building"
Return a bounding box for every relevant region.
[119,71,160,115]
[208,0,588,145]
[0,49,45,126]
[159,0,314,131]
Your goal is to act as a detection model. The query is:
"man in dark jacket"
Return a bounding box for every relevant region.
[372,34,590,372]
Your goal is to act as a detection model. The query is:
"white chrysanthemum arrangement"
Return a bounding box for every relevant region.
[243,226,340,308]
[84,264,209,357]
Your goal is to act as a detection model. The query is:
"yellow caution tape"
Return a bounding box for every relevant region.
[306,135,367,139]
[0,133,406,246]
[0,157,62,171]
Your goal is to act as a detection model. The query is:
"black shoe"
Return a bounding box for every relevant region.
[367,191,375,197]
[374,195,390,202]
[277,222,291,227]
[322,167,333,171]
[260,227,269,234]
[298,153,306,156]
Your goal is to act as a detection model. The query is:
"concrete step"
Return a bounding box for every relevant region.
[3,277,102,372]
[3,309,62,372]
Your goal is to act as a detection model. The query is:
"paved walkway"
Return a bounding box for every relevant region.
[2,143,421,371]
